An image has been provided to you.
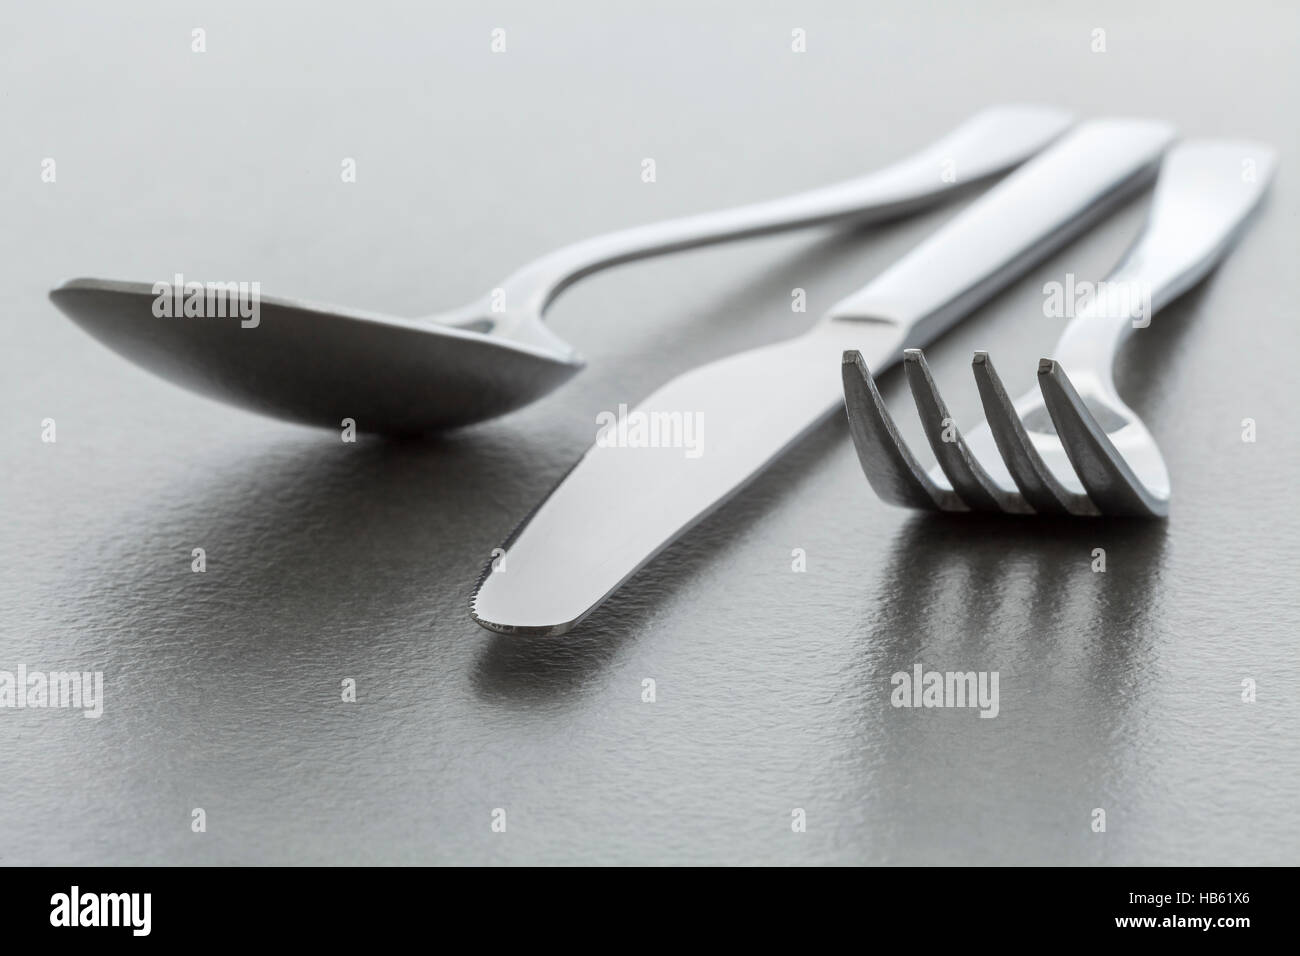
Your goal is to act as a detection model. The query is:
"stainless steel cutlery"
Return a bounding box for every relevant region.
[843,140,1276,517]
[48,106,1071,435]
[471,119,1176,634]
[46,90,1277,634]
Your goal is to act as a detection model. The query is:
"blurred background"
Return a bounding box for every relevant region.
[1,0,1297,864]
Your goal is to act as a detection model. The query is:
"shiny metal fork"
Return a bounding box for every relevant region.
[843,140,1277,517]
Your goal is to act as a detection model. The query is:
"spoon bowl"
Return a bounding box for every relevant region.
[51,279,582,434]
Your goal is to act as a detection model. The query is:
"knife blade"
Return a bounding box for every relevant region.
[472,118,1176,635]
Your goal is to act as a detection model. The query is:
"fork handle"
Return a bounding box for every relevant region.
[493,106,1073,319]
[1054,140,1277,381]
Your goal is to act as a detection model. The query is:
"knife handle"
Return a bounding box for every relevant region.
[496,105,1074,318]
[828,118,1177,351]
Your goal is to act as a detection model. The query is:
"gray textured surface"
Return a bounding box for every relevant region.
[1,1,1297,865]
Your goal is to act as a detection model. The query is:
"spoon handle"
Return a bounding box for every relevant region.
[495,105,1074,320]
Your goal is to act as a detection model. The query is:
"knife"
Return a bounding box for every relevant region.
[472,118,1177,635]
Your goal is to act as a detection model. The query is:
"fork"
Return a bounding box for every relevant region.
[842,140,1277,517]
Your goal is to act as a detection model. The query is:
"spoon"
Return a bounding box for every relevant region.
[49,106,1071,435]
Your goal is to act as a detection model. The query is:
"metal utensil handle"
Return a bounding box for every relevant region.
[495,105,1074,319]
[1052,140,1277,379]
[829,118,1178,355]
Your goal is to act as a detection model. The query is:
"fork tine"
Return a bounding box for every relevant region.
[841,351,967,512]
[902,349,1030,513]
[1036,359,1168,517]
[970,351,1097,516]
